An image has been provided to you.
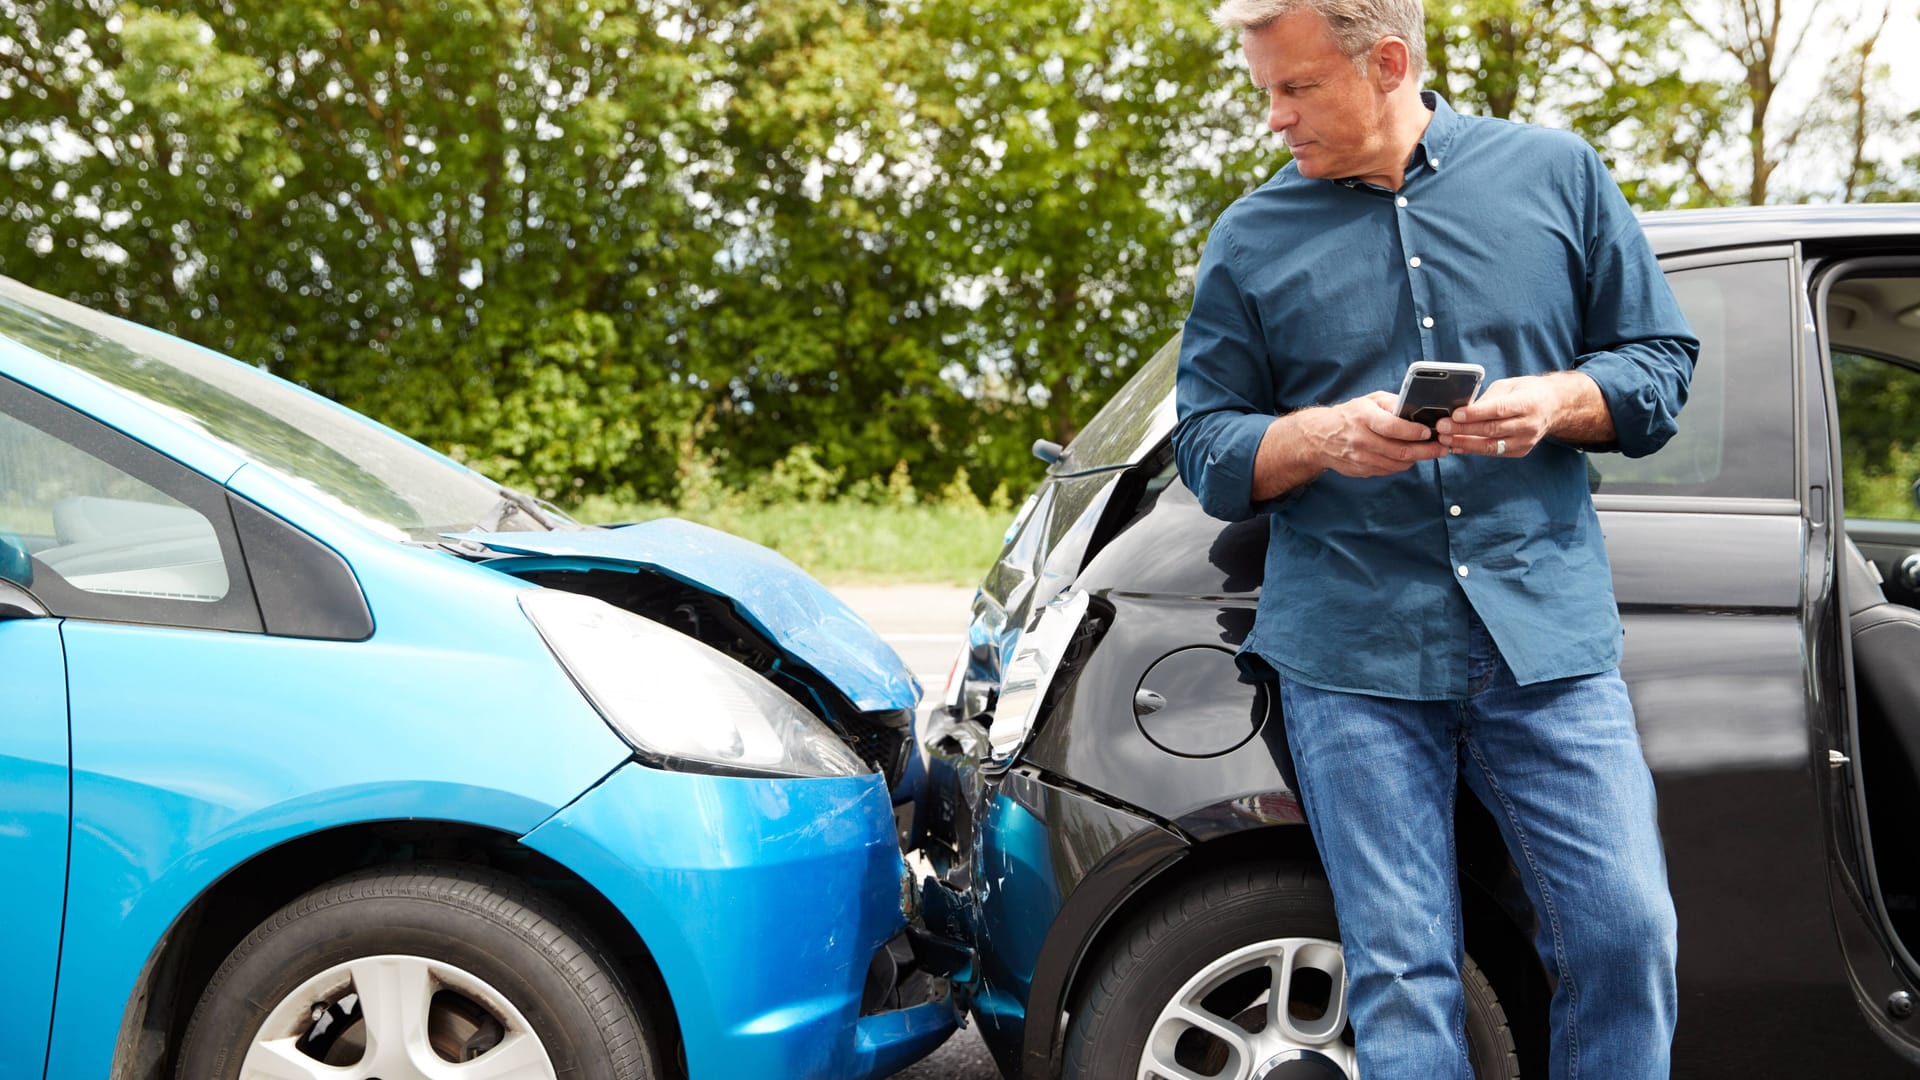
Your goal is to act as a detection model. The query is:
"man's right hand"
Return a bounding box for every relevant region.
[1251,391,1448,500]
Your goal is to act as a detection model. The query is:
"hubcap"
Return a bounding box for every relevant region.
[239,954,558,1080]
[1138,937,1356,1080]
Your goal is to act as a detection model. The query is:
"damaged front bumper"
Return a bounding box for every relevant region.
[522,761,959,1079]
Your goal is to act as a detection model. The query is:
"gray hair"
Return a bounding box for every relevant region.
[1211,0,1426,77]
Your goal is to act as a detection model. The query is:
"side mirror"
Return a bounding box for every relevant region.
[1911,476,1920,513]
[0,530,30,588]
[0,578,46,620]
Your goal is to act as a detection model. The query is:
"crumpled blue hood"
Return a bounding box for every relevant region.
[453,518,921,714]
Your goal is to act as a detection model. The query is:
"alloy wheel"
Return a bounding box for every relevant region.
[238,953,559,1080]
[1139,937,1354,1080]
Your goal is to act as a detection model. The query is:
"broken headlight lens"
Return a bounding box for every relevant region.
[520,589,869,778]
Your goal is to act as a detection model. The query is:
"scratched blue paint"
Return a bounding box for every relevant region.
[965,791,1061,1055]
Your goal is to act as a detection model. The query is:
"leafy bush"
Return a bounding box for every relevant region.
[568,446,1014,584]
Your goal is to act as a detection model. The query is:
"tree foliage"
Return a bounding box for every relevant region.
[0,0,719,498]
[1423,0,1736,207]
[1667,0,1908,204]
[915,0,1265,465]
[1,0,1915,503]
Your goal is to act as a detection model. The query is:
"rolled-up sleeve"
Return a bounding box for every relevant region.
[1571,149,1698,458]
[1173,220,1280,522]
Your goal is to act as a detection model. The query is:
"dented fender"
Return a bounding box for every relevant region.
[455,518,921,713]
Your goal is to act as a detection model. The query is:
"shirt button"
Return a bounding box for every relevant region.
[1449,504,1462,517]
[1422,316,1435,328]
[1397,196,1409,207]
[1457,564,1470,577]
[1431,157,1442,169]
[1408,256,1422,268]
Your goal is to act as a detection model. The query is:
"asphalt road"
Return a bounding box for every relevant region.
[831,585,1002,1080]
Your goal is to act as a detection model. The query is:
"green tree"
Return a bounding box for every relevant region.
[1807,3,1919,203]
[1673,0,1911,204]
[0,0,715,500]
[914,0,1268,481]
[661,0,981,490]
[6,0,1912,509]
[1422,0,1736,207]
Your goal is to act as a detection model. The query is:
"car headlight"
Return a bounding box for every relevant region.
[519,589,869,779]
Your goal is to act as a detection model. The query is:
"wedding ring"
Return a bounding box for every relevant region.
[1496,438,1508,455]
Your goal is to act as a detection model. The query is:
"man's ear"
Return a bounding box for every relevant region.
[1371,35,1413,92]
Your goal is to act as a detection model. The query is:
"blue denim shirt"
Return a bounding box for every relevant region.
[1172,94,1697,700]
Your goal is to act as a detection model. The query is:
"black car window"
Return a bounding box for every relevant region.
[1588,258,1796,500]
[0,375,261,631]
[1062,334,1180,470]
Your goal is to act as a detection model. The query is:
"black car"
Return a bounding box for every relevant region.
[907,204,1920,1079]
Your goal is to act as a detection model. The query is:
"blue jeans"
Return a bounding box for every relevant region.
[1278,614,1677,1080]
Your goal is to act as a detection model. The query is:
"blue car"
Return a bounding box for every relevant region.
[0,276,958,1080]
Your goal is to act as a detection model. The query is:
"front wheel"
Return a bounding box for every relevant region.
[1063,864,1520,1080]
[177,863,662,1080]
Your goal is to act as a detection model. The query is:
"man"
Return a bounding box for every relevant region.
[1171,1,1696,1077]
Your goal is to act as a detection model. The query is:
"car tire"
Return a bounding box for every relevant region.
[176,863,661,1080]
[1062,863,1521,1080]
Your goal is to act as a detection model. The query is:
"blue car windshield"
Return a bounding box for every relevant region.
[0,278,553,541]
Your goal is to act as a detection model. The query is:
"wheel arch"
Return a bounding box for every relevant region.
[1028,820,1549,1078]
[110,819,685,1080]
[1020,824,1314,1078]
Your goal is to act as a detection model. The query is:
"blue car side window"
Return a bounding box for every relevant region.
[0,375,261,632]
[0,414,228,602]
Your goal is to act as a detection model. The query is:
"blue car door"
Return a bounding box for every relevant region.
[0,616,68,1080]
[0,373,268,1079]
[0,534,70,1075]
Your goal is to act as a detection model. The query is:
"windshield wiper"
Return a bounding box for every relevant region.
[476,487,571,532]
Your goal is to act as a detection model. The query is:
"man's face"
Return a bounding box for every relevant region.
[1242,9,1393,182]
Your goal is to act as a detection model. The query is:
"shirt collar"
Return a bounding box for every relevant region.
[1330,90,1461,189]
[1411,90,1461,170]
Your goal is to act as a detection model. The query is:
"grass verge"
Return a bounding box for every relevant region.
[573,498,1008,586]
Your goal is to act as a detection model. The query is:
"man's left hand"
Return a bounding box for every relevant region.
[1435,371,1610,456]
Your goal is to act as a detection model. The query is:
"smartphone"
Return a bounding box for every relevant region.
[1394,361,1485,429]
